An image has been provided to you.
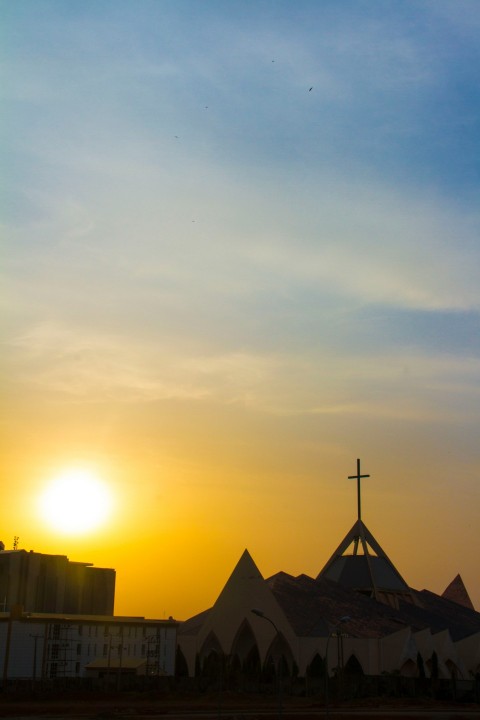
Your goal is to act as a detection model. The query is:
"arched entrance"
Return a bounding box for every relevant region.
[198,632,225,690]
[230,620,261,691]
[344,654,364,675]
[306,653,325,695]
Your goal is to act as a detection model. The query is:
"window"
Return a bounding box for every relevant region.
[103,644,108,657]
[77,644,81,656]
[51,644,59,660]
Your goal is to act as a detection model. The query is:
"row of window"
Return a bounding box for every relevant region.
[48,624,167,640]
[47,661,81,678]
[47,642,162,660]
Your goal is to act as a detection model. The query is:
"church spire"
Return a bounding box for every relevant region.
[317,458,419,607]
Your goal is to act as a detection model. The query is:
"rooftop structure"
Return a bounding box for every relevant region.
[177,459,480,683]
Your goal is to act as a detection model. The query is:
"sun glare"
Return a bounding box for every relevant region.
[39,468,112,535]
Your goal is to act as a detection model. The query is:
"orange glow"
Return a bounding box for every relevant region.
[2,403,479,623]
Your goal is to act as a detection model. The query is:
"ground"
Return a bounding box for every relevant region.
[0,693,479,719]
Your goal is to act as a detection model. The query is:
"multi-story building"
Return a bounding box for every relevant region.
[0,544,115,615]
[0,544,178,682]
[0,606,178,681]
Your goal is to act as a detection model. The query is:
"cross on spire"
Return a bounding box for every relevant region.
[348,458,370,521]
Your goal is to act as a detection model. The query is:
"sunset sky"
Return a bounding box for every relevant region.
[2,0,480,620]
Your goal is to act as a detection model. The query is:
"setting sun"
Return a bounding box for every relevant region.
[38,468,112,535]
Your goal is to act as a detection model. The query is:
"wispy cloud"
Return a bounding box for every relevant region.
[3,0,480,613]
[7,318,480,430]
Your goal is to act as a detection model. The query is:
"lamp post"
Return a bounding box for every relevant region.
[251,609,282,719]
[116,636,125,692]
[324,616,350,719]
[105,632,114,690]
[29,633,43,689]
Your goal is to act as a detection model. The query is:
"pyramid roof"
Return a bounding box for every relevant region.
[317,518,416,605]
[178,460,480,671]
[188,549,298,659]
[178,549,480,677]
[442,574,475,611]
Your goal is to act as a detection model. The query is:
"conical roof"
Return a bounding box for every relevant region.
[442,574,475,611]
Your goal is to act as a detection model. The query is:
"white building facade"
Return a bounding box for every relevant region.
[1,607,178,682]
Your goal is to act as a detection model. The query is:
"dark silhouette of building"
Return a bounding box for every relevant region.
[177,460,480,682]
[0,545,115,615]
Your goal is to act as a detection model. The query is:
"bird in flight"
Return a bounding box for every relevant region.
[309,87,313,92]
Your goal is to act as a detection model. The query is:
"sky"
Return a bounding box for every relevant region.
[2,0,480,620]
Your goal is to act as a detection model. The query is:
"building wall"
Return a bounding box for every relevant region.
[0,615,178,680]
[0,550,115,615]
[65,563,116,615]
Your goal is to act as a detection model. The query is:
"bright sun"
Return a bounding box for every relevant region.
[39,468,112,535]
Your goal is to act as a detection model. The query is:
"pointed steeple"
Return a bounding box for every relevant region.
[197,549,296,656]
[442,574,475,611]
[317,460,418,608]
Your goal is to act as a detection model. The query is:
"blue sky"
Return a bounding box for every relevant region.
[2,0,480,616]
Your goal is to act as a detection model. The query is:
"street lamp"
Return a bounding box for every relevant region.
[251,609,283,719]
[106,630,126,692]
[29,633,43,688]
[116,637,126,692]
[324,616,350,719]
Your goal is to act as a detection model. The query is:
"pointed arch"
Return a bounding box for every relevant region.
[264,630,295,677]
[305,652,326,694]
[227,652,243,690]
[426,651,439,680]
[175,645,189,677]
[199,631,223,661]
[445,659,460,679]
[344,654,364,676]
[230,618,259,667]
[261,654,276,685]
[243,643,261,680]
[197,632,226,686]
[307,653,325,679]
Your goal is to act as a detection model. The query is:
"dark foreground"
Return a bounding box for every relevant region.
[0,693,479,720]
